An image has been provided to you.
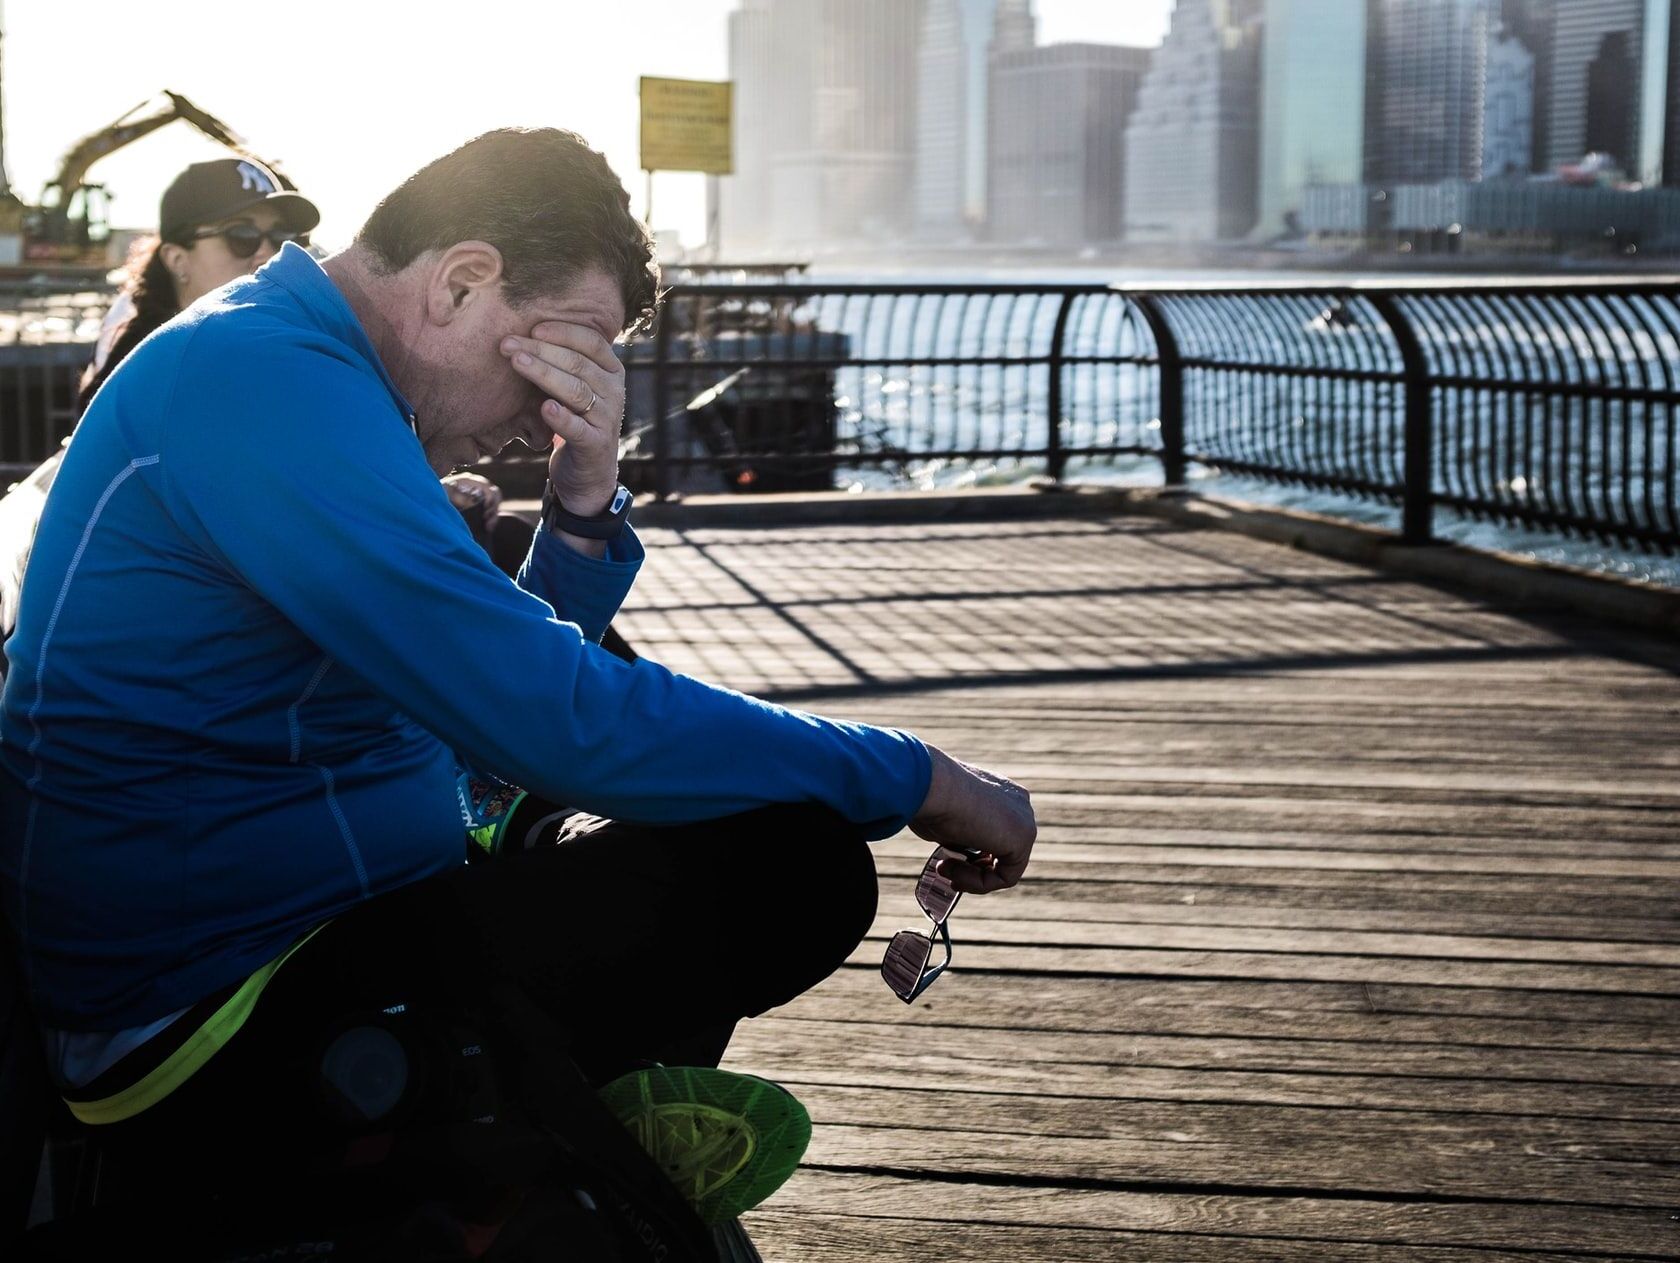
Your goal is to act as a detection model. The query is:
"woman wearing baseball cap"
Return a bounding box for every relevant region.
[77,157,320,412]
[2,160,317,653]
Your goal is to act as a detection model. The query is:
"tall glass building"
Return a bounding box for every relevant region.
[1665,0,1680,183]
[1123,0,1265,242]
[717,0,924,254]
[1366,0,1497,184]
[1482,23,1536,177]
[1538,0,1671,182]
[913,0,1031,240]
[988,42,1152,245]
[1256,0,1368,237]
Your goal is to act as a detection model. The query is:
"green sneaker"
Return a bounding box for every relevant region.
[598,1066,811,1226]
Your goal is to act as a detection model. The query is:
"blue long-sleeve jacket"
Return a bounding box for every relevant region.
[0,245,930,1031]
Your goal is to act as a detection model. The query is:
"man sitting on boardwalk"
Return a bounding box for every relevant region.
[0,128,1034,1230]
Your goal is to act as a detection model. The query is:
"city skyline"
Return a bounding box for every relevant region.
[710,0,1680,259]
[1,0,1175,252]
[10,1,1680,264]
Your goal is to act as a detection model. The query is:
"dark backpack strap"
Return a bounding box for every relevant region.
[483,981,720,1263]
[1,928,49,1245]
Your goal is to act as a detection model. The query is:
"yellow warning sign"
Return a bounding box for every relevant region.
[640,77,734,175]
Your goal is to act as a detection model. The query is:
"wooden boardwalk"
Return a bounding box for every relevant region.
[611,508,1680,1262]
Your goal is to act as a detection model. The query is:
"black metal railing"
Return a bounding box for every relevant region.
[4,278,1677,556]
[0,281,112,481]
[605,284,1161,498]
[601,279,1679,555]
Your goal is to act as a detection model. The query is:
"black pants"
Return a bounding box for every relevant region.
[90,803,876,1202]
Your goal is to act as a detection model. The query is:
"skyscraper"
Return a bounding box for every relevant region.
[1501,0,1556,170]
[913,0,1020,239]
[1483,23,1536,176]
[988,42,1151,246]
[1538,0,1671,181]
[1365,0,1496,184]
[991,0,1036,56]
[716,1,774,253]
[1256,0,1368,237]
[1665,0,1680,183]
[717,0,925,255]
[1123,0,1264,243]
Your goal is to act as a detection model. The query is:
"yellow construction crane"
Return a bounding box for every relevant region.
[3,90,292,273]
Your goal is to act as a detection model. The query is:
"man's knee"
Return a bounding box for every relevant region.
[772,804,878,965]
[735,803,877,985]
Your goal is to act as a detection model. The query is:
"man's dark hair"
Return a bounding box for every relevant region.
[356,128,659,334]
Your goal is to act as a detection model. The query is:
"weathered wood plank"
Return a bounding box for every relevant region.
[761,1084,1678,1207]
[734,1014,1680,1092]
[839,939,1680,994]
[773,970,1680,1052]
[859,910,1680,967]
[734,1043,1680,1125]
[751,1170,1680,1258]
[744,1212,1666,1263]
[862,887,1680,943]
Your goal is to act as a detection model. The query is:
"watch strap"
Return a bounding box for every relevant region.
[541,483,633,541]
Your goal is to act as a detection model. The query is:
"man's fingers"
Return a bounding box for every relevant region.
[506,349,604,419]
[529,321,622,377]
[537,399,593,447]
[937,859,1012,895]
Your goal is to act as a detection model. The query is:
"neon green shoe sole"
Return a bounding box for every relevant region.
[598,1066,811,1226]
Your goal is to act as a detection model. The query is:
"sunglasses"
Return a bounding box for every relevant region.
[189,223,310,259]
[881,848,985,1004]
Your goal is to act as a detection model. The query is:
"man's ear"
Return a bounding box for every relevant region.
[422,241,505,326]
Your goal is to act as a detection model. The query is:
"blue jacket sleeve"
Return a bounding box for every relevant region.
[160,333,931,836]
[514,522,642,645]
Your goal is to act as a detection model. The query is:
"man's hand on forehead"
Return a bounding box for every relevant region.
[500,320,627,523]
[532,319,620,363]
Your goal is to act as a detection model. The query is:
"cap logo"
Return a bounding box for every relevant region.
[236,161,276,194]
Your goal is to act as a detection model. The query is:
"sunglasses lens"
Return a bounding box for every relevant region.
[223,225,263,258]
[881,930,932,1001]
[915,854,959,923]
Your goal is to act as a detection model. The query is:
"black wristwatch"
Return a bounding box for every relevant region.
[541,482,634,541]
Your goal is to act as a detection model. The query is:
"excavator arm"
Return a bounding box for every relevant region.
[33,90,290,254]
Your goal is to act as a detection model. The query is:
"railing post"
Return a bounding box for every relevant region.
[1131,293,1186,488]
[1367,292,1434,544]
[1045,292,1077,484]
[651,297,674,502]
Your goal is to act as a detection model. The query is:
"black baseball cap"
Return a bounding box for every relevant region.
[159,158,320,243]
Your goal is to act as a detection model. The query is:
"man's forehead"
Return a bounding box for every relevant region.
[525,269,625,341]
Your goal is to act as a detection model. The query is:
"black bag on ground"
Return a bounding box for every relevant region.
[13,979,725,1262]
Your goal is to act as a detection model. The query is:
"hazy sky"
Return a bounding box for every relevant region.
[3,0,1174,250]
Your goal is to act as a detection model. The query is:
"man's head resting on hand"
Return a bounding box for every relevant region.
[336,127,658,475]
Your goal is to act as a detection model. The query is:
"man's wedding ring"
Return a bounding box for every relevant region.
[581,386,598,416]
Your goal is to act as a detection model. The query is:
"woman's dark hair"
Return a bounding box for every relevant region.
[355,128,659,335]
[75,237,178,418]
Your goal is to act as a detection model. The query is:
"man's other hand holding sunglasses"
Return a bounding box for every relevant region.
[882,747,1035,1003]
[911,746,1034,894]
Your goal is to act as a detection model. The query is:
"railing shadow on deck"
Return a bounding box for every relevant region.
[616,515,1680,706]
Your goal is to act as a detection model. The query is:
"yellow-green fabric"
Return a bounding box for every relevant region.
[67,926,324,1125]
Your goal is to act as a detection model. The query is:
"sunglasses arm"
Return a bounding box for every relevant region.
[906,917,955,1003]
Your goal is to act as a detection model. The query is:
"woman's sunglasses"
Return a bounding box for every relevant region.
[189,223,310,259]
